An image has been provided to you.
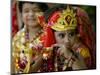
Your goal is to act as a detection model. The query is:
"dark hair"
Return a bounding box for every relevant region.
[18,1,49,13]
[44,4,66,22]
[18,1,49,28]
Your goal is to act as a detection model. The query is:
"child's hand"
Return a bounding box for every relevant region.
[52,44,71,57]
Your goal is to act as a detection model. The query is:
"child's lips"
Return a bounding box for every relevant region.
[65,44,71,48]
[27,18,36,21]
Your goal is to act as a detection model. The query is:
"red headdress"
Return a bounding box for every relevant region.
[38,16,56,47]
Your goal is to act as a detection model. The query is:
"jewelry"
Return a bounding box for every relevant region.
[15,28,43,73]
[48,5,77,31]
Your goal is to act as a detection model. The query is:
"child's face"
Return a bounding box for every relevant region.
[54,29,78,48]
[22,3,43,27]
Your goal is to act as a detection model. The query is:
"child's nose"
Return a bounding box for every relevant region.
[64,36,69,43]
[29,10,35,16]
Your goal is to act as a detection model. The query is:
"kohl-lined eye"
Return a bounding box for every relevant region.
[32,8,41,12]
[68,32,75,37]
[23,9,29,13]
[58,33,65,38]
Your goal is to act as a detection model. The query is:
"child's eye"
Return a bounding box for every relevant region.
[24,9,29,13]
[58,33,65,38]
[33,8,41,12]
[69,32,75,37]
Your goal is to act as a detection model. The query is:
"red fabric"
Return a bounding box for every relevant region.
[76,7,96,68]
[39,17,56,71]
[38,16,46,27]
[12,2,18,37]
[39,15,56,47]
[41,27,56,47]
[48,11,60,25]
[84,57,92,69]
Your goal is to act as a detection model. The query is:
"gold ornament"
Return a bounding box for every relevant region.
[51,6,77,31]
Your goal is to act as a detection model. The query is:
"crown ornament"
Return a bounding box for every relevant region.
[51,5,77,31]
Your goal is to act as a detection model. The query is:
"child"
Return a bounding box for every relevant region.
[11,1,48,73]
[39,5,95,71]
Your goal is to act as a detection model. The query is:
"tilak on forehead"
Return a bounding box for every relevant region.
[48,5,77,31]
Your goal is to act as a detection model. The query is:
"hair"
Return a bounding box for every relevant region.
[44,4,66,22]
[18,1,49,13]
[18,1,49,28]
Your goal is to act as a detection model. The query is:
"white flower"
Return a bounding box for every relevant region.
[21,37,25,44]
[29,43,34,48]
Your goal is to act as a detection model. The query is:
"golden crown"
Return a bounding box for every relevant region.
[51,6,77,31]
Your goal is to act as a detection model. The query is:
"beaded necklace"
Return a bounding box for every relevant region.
[15,27,43,73]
